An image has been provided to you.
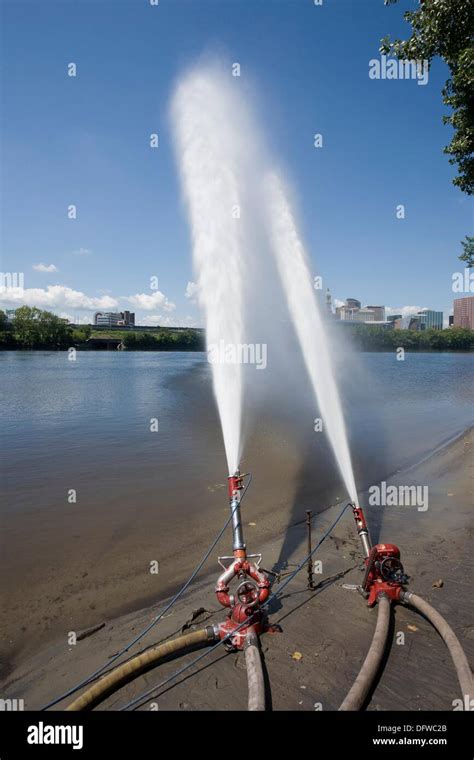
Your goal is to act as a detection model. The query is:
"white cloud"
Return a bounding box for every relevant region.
[137,314,200,328]
[125,291,176,311]
[0,285,119,310]
[33,263,58,273]
[333,298,345,308]
[58,312,93,325]
[72,247,92,256]
[185,281,199,302]
[386,305,426,318]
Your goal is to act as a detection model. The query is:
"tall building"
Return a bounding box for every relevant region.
[120,310,135,326]
[418,309,443,330]
[366,305,386,322]
[453,296,474,329]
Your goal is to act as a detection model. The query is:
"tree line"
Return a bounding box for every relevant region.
[348,324,474,351]
[1,307,472,351]
[0,307,204,350]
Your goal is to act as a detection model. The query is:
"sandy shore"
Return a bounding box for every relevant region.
[2,426,473,711]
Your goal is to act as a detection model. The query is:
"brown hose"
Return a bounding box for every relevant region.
[244,630,265,711]
[339,593,391,711]
[401,590,473,704]
[66,627,215,711]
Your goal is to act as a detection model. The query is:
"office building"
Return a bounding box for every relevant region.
[453,296,474,329]
[366,305,386,322]
[417,309,443,330]
[94,311,135,328]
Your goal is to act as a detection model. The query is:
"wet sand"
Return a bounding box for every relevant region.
[2,426,472,711]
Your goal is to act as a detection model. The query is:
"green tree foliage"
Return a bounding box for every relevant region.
[381,0,474,194]
[70,325,92,344]
[12,306,71,349]
[122,328,204,351]
[350,325,473,351]
[459,234,474,267]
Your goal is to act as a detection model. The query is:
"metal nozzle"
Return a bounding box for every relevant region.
[228,470,246,553]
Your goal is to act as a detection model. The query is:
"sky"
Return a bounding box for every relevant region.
[1,0,472,326]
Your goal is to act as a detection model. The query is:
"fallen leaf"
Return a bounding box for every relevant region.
[292,651,303,661]
[407,624,418,633]
[432,579,444,588]
[249,522,256,527]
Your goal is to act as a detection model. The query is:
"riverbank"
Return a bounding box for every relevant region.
[2,426,472,711]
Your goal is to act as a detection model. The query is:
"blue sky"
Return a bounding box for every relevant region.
[1,0,471,325]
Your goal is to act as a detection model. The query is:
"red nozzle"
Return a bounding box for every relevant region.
[228,472,243,500]
[352,504,368,530]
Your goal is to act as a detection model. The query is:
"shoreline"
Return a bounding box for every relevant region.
[1,347,474,353]
[3,425,472,711]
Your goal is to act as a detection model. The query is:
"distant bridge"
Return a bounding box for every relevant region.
[86,337,123,350]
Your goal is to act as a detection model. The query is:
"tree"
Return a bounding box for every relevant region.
[381,0,474,194]
[0,310,7,329]
[459,234,474,267]
[71,325,92,344]
[12,306,70,349]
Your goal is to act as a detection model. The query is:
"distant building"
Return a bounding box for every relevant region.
[5,309,16,323]
[408,315,423,331]
[449,315,454,327]
[418,309,443,330]
[366,305,386,322]
[94,311,135,327]
[118,310,135,326]
[345,298,361,310]
[335,298,387,324]
[453,296,474,329]
[337,306,375,322]
[387,314,402,329]
[325,288,333,315]
[408,310,443,331]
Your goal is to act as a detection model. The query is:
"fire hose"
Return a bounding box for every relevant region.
[65,627,216,711]
[400,590,473,702]
[339,593,391,711]
[339,503,473,711]
[244,629,265,711]
[65,623,267,712]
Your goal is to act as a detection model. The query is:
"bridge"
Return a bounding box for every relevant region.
[86,337,124,350]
